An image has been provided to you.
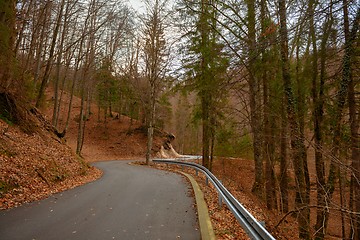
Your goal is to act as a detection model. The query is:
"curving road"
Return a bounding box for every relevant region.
[0,161,200,240]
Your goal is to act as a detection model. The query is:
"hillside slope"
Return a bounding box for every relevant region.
[0,88,178,210]
[0,93,101,209]
[42,89,178,162]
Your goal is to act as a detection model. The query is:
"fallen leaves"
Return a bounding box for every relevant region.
[0,119,102,210]
[152,160,299,240]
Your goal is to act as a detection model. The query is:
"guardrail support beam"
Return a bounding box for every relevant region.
[218,195,222,209]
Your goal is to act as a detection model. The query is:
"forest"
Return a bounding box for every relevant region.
[0,0,359,239]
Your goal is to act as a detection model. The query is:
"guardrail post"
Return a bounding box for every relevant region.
[195,169,198,176]
[205,177,209,186]
[218,180,223,209]
[181,165,184,171]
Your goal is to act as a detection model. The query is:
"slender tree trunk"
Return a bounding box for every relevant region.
[343,0,360,239]
[76,83,86,155]
[14,0,34,57]
[199,0,211,169]
[296,14,311,220]
[308,0,324,237]
[263,47,276,209]
[201,94,211,169]
[36,0,63,108]
[209,114,215,172]
[314,10,334,239]
[76,0,98,155]
[339,165,347,239]
[349,174,355,238]
[56,49,74,130]
[280,96,288,213]
[63,27,87,135]
[81,88,91,153]
[52,0,66,127]
[146,82,156,165]
[143,0,169,164]
[23,8,41,82]
[259,0,277,210]
[0,0,16,91]
[323,8,360,238]
[33,2,49,92]
[86,87,92,119]
[345,5,360,238]
[279,0,310,238]
[246,0,263,196]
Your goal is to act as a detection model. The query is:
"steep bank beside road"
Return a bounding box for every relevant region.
[0,88,179,209]
[0,93,101,210]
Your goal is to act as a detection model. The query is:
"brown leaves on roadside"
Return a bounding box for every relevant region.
[0,119,102,210]
[152,160,299,240]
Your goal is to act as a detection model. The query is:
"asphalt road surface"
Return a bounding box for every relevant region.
[0,161,200,240]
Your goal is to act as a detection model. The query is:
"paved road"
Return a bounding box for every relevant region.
[0,161,200,240]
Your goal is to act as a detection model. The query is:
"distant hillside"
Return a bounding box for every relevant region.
[42,88,179,162]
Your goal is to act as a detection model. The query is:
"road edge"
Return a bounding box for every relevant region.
[180,172,216,240]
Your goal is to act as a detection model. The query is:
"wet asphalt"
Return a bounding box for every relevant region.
[0,161,200,240]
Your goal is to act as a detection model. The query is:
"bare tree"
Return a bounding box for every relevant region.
[35,0,65,108]
[141,0,171,164]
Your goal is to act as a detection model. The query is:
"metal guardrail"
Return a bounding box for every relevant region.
[153,158,276,240]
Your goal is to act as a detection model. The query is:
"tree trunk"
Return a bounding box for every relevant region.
[52,0,67,127]
[142,0,169,164]
[339,166,347,239]
[201,94,211,169]
[280,96,288,213]
[36,1,62,108]
[314,9,334,239]
[209,114,215,172]
[278,0,310,238]
[146,83,156,165]
[308,0,322,237]
[56,47,74,130]
[246,0,263,197]
[345,5,360,238]
[76,84,86,155]
[33,2,49,93]
[322,7,360,238]
[0,0,16,91]
[199,0,211,169]
[63,24,87,135]
[14,0,34,57]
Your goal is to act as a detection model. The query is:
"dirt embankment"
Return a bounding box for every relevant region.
[0,89,178,209]
[0,93,101,209]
